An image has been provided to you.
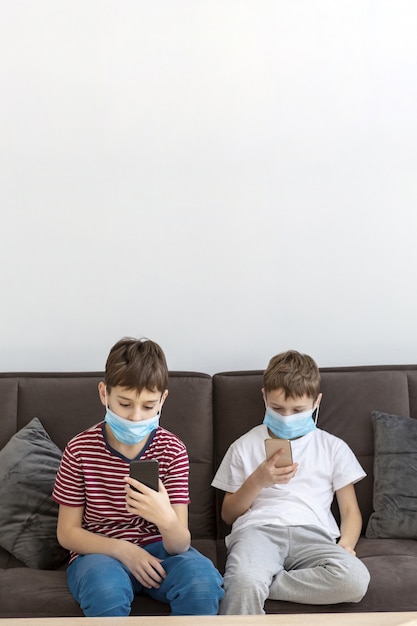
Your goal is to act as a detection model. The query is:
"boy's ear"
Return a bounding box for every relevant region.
[161,389,169,406]
[98,381,107,406]
[316,392,323,407]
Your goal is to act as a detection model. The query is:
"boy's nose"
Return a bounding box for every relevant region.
[129,408,143,422]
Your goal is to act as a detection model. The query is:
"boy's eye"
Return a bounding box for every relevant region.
[119,402,131,408]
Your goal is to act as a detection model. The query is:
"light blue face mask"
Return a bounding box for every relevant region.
[263,405,318,440]
[104,407,159,445]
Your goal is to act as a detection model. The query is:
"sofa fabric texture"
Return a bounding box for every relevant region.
[0,366,417,617]
[0,417,67,569]
[366,410,417,540]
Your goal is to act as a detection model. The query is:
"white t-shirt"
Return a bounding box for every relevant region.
[212,424,366,540]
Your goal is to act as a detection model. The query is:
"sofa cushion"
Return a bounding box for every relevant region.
[366,410,417,539]
[0,417,68,568]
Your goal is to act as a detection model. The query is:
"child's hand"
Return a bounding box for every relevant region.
[119,540,166,588]
[254,453,298,487]
[338,542,356,556]
[124,477,177,529]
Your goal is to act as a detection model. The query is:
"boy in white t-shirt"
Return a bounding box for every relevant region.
[212,350,370,614]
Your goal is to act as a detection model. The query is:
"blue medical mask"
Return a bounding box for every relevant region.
[104,407,159,445]
[263,405,318,440]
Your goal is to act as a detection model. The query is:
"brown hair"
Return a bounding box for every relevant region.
[104,337,168,394]
[263,350,320,399]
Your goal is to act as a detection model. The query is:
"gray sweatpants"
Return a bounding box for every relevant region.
[220,524,370,615]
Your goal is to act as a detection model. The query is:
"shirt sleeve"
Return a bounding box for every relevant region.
[162,443,190,505]
[332,438,366,492]
[212,443,245,493]
[52,443,86,507]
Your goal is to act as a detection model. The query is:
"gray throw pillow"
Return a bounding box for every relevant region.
[0,417,69,568]
[366,410,417,539]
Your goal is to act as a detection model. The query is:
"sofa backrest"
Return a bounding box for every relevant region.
[0,371,215,541]
[0,373,105,452]
[319,366,417,528]
[3,365,417,544]
[213,365,417,536]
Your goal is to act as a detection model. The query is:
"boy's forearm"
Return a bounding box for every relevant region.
[338,512,362,551]
[336,483,363,552]
[221,475,263,526]
[58,525,128,560]
[158,517,191,554]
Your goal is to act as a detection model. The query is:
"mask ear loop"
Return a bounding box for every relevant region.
[313,403,320,425]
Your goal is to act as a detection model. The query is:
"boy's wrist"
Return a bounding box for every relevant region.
[247,469,266,492]
[338,538,357,554]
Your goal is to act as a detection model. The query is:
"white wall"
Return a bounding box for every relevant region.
[1,1,417,373]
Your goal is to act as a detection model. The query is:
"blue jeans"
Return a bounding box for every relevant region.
[67,543,224,617]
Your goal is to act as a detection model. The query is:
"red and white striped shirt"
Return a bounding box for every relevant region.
[52,422,190,564]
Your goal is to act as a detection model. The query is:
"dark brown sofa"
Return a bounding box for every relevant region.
[1,365,417,617]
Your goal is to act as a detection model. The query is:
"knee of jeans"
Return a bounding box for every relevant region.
[165,551,223,595]
[161,551,223,614]
[84,582,133,617]
[172,551,221,580]
[69,556,133,617]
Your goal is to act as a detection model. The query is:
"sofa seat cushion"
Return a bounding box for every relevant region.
[356,536,417,558]
[0,568,82,618]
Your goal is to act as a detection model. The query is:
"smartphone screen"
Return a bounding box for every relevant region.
[264,438,293,467]
[130,460,159,491]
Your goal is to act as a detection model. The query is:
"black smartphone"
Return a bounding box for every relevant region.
[264,438,293,467]
[130,460,159,491]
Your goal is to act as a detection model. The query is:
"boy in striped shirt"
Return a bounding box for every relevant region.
[53,337,223,617]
